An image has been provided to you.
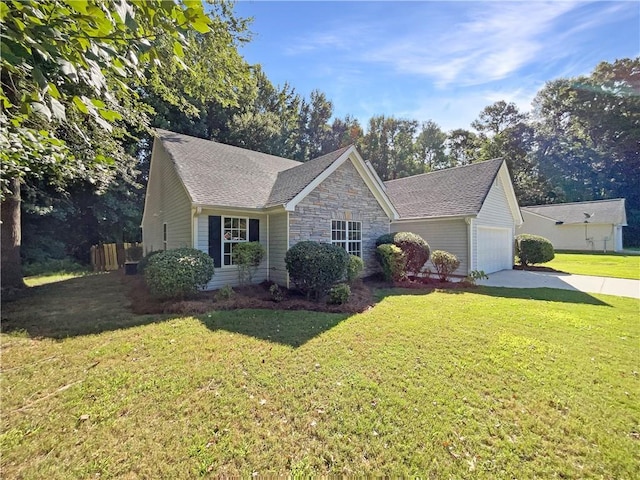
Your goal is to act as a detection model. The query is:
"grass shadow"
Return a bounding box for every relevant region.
[473,286,612,306]
[1,272,164,339]
[1,272,354,347]
[196,309,351,348]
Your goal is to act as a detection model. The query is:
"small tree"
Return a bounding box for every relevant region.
[233,242,266,286]
[515,234,555,267]
[431,250,460,282]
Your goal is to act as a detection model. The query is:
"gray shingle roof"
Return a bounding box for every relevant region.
[384,158,504,219]
[266,146,351,206]
[155,130,353,210]
[522,199,627,225]
[156,129,301,208]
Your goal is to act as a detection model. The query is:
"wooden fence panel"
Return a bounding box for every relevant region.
[91,242,143,271]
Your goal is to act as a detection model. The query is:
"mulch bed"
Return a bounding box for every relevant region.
[122,271,470,316]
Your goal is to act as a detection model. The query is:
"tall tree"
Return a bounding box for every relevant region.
[362,116,419,180]
[415,120,448,172]
[532,58,640,244]
[0,0,241,289]
[445,129,479,167]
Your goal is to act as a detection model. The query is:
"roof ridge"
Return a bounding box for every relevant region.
[384,157,503,184]
[523,198,625,209]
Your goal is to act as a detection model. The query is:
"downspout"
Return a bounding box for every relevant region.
[192,207,201,249]
[466,217,473,274]
[266,214,270,280]
[286,211,290,289]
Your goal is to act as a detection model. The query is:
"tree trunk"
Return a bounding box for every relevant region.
[1,177,25,290]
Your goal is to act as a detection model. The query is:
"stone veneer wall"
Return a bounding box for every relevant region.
[288,159,390,276]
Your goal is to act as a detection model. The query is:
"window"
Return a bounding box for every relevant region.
[331,220,362,257]
[163,223,167,250]
[222,217,248,266]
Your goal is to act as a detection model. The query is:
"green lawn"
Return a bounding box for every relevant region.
[2,274,639,477]
[544,251,640,280]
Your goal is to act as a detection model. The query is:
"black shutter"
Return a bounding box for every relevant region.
[208,216,221,268]
[249,219,260,242]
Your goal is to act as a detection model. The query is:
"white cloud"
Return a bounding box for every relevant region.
[364,1,583,87]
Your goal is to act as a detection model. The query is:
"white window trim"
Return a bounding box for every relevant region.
[221,216,249,267]
[331,220,362,257]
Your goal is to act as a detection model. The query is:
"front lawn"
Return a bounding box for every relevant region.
[1,274,639,477]
[544,251,640,280]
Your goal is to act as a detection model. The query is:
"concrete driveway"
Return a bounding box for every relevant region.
[477,270,640,299]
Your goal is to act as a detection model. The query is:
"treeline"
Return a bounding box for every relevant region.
[11,5,639,272]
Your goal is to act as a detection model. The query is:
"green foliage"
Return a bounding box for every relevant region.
[144,248,214,300]
[232,242,266,286]
[136,250,163,275]
[346,255,364,284]
[1,0,214,193]
[430,250,461,282]
[285,241,349,301]
[463,270,489,285]
[375,231,430,275]
[269,283,284,303]
[515,234,555,266]
[327,283,351,305]
[22,258,87,277]
[375,244,407,282]
[215,285,235,302]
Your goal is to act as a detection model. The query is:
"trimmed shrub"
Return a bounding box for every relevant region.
[327,283,351,305]
[515,234,555,266]
[376,244,407,282]
[431,250,460,282]
[144,248,214,299]
[285,241,349,301]
[233,241,266,286]
[215,284,234,301]
[375,231,430,275]
[269,283,283,303]
[346,254,364,284]
[136,250,163,275]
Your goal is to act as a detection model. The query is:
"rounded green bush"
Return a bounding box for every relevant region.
[375,231,430,275]
[285,241,349,301]
[515,234,555,266]
[327,283,351,305]
[136,250,163,275]
[376,243,407,282]
[346,254,364,284]
[144,248,214,299]
[431,250,461,282]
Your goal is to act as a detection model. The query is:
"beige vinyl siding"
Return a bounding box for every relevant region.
[141,140,192,253]
[195,209,269,290]
[518,212,618,251]
[473,174,516,271]
[391,218,469,275]
[268,211,289,286]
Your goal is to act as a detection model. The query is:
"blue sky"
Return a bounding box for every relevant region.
[232,1,639,132]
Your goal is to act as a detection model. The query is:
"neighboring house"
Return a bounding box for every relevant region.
[518,199,627,252]
[142,130,398,290]
[385,159,523,275]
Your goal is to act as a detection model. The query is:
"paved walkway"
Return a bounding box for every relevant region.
[477,270,640,299]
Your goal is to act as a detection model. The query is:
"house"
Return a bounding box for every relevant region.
[518,199,627,252]
[142,130,523,289]
[142,130,398,290]
[385,159,523,275]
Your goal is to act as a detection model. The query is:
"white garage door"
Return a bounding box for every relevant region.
[477,227,513,273]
